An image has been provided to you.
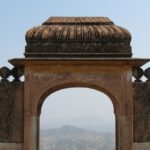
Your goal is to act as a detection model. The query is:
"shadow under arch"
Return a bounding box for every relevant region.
[37,82,119,116]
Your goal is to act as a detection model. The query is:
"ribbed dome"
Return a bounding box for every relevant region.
[25,17,132,58]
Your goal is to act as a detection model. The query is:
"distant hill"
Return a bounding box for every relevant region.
[40,125,115,150]
[41,115,115,132]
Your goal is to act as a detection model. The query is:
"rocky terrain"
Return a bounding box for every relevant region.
[40,125,115,150]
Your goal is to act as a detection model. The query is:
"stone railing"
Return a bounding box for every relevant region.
[132,67,150,82]
[0,66,24,82]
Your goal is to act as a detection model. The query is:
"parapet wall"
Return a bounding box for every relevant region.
[0,67,24,150]
[133,67,150,150]
[133,82,150,142]
[0,82,24,142]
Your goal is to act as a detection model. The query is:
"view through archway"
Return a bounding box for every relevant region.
[40,88,115,150]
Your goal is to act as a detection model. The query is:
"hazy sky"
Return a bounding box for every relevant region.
[0,1,150,130]
[41,88,115,131]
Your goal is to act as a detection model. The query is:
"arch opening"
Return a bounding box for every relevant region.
[37,83,119,116]
[40,87,116,150]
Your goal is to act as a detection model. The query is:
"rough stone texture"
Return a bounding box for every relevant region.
[0,81,24,143]
[0,143,23,150]
[133,142,150,150]
[25,43,131,58]
[25,17,132,58]
[133,82,150,142]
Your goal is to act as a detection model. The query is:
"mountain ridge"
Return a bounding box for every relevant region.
[40,125,115,150]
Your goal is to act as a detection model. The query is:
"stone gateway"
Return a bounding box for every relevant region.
[0,17,150,150]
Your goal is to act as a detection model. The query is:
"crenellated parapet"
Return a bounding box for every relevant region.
[132,67,150,82]
[0,66,24,82]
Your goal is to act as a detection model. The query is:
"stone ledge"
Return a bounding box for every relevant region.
[133,142,150,150]
[0,143,23,150]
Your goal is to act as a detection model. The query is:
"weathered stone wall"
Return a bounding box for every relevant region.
[133,82,150,142]
[0,81,24,143]
[133,81,150,150]
[0,66,24,150]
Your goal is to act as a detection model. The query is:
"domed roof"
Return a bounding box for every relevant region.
[25,17,132,58]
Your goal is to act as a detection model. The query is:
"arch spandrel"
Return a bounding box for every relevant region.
[24,61,132,117]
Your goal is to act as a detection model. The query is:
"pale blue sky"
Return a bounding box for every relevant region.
[0,0,150,67]
[0,1,150,130]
